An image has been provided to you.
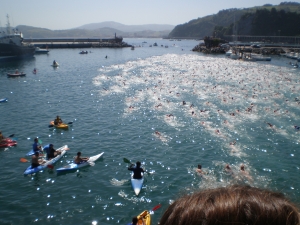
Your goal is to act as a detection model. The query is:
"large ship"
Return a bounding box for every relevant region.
[0,15,35,62]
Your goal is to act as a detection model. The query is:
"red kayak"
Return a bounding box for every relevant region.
[0,138,17,148]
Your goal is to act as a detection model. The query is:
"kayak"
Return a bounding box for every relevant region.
[137,210,151,225]
[56,152,104,173]
[50,121,69,129]
[25,144,48,156]
[0,98,8,103]
[51,63,59,67]
[131,172,144,196]
[23,145,68,176]
[7,73,26,77]
[0,138,17,148]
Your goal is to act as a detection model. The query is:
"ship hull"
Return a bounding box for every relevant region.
[0,43,35,62]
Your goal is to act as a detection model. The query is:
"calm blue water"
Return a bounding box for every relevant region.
[0,38,299,225]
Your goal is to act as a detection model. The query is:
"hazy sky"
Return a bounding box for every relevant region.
[1,0,284,30]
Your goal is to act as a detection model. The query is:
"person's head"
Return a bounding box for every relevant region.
[197,164,202,169]
[34,138,38,143]
[131,217,138,225]
[49,144,53,149]
[240,164,245,171]
[34,152,39,156]
[136,161,141,167]
[0,131,2,134]
[77,152,81,156]
[159,185,300,225]
[56,115,60,119]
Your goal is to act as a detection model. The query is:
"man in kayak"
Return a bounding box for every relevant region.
[44,144,61,160]
[74,152,89,164]
[33,138,42,154]
[54,116,63,125]
[127,217,139,225]
[31,152,45,168]
[128,161,145,179]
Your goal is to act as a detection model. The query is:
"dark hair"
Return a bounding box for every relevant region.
[34,138,38,142]
[50,144,53,147]
[159,185,300,225]
[136,161,141,167]
[132,217,138,224]
[77,152,81,156]
[198,164,202,169]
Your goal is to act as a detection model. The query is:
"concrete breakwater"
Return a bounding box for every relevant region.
[24,37,131,49]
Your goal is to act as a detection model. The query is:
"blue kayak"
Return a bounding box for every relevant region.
[56,152,104,173]
[23,145,68,175]
[25,145,46,156]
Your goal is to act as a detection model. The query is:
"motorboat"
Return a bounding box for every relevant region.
[0,15,35,62]
[79,50,88,54]
[35,47,49,54]
[251,54,271,61]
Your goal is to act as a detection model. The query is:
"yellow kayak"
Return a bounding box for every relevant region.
[137,210,151,225]
[50,121,69,129]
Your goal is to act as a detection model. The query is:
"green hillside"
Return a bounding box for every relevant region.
[168,2,300,38]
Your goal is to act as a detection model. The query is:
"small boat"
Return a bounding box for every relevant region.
[0,98,8,103]
[56,152,104,173]
[35,47,49,54]
[131,46,135,50]
[49,121,69,129]
[251,54,271,61]
[137,210,151,225]
[7,70,26,77]
[131,172,144,196]
[225,50,232,56]
[79,50,88,54]
[23,145,68,175]
[153,43,158,46]
[0,138,17,148]
[51,62,59,67]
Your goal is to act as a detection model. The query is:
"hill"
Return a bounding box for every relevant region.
[168,1,300,38]
[76,21,175,32]
[0,22,173,39]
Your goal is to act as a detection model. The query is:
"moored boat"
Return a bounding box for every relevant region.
[0,15,35,62]
[35,47,49,54]
[56,152,104,173]
[23,145,68,175]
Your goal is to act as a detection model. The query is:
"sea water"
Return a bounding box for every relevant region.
[0,38,299,225]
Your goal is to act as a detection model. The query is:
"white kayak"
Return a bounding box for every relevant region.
[131,172,144,196]
[23,145,68,176]
[56,152,104,173]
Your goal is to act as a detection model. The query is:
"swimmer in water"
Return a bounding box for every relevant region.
[196,164,206,175]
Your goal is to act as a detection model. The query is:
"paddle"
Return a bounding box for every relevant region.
[8,134,14,138]
[19,158,54,169]
[48,122,73,128]
[150,204,161,212]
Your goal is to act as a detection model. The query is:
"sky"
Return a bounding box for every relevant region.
[1,0,285,30]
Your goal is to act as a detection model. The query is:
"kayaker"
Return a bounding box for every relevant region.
[54,116,63,125]
[44,144,61,160]
[31,152,45,168]
[53,60,57,65]
[74,151,89,164]
[128,161,145,179]
[33,138,42,154]
[127,217,139,225]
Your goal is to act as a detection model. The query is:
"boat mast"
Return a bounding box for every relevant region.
[6,14,11,35]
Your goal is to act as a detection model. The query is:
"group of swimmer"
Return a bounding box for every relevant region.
[196,163,253,182]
